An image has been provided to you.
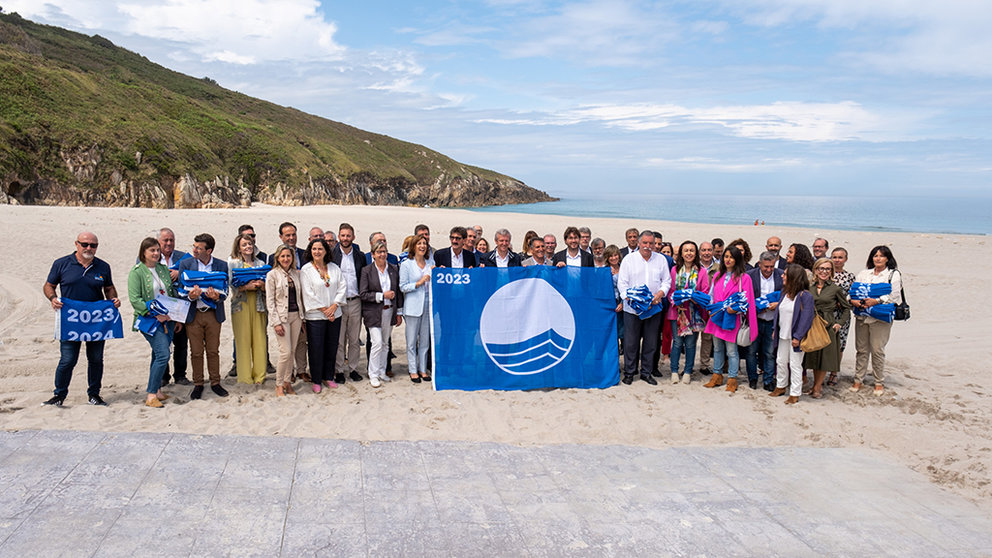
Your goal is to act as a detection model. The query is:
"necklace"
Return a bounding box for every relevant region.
[316,265,330,287]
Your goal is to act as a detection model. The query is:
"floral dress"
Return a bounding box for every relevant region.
[833,270,855,351]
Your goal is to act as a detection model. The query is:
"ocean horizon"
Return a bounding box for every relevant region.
[470,193,991,236]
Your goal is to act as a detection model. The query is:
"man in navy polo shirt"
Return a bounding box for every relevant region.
[42,232,120,407]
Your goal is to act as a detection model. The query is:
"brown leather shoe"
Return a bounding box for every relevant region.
[145,397,164,408]
[785,396,799,405]
[769,387,786,397]
[703,373,724,388]
[725,378,738,393]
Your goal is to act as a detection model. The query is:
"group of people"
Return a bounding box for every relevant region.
[42,222,903,408]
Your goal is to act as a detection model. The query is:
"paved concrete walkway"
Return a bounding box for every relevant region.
[0,430,990,557]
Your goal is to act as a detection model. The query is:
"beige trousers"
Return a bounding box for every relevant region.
[854,318,891,383]
[273,311,303,385]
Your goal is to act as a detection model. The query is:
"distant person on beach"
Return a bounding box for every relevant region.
[745,251,783,391]
[266,244,306,396]
[579,227,592,253]
[553,227,593,267]
[400,234,433,384]
[301,238,345,393]
[812,237,829,260]
[156,227,190,386]
[850,246,903,396]
[179,233,229,400]
[361,240,403,388]
[521,236,550,266]
[128,237,176,408]
[769,264,815,404]
[331,223,366,384]
[435,226,476,268]
[765,236,787,270]
[617,231,671,386]
[620,228,639,258]
[804,257,850,399]
[702,245,757,393]
[666,240,709,385]
[482,229,522,267]
[43,232,119,407]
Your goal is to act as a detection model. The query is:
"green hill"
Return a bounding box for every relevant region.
[0,12,553,208]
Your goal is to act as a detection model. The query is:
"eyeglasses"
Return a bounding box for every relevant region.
[77,241,98,248]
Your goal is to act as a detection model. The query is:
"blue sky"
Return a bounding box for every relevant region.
[7,0,992,198]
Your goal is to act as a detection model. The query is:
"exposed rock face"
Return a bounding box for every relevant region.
[0,144,554,209]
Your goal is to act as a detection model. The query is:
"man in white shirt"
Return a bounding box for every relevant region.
[578,227,592,253]
[156,228,191,386]
[331,223,366,383]
[482,229,522,267]
[617,231,672,385]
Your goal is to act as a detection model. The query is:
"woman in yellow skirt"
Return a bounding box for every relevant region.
[228,233,268,384]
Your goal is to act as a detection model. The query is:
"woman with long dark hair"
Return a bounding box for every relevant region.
[667,240,709,385]
[702,246,757,393]
[786,243,815,279]
[769,264,815,404]
[300,238,346,393]
[850,245,903,395]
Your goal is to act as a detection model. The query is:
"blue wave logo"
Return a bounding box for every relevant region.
[479,278,574,375]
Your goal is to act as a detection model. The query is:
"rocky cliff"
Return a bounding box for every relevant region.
[0,13,555,209]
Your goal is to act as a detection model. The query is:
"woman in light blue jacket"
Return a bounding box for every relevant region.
[399,234,433,383]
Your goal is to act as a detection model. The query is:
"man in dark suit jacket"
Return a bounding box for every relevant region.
[266,222,306,269]
[178,233,229,399]
[553,226,594,267]
[619,227,640,258]
[154,227,191,386]
[745,252,785,391]
[481,229,522,267]
[765,236,789,270]
[330,223,366,383]
[434,226,476,268]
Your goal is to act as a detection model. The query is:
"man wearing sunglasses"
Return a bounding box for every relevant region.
[433,226,476,268]
[43,232,120,407]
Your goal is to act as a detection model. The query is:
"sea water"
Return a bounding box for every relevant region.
[471,194,991,235]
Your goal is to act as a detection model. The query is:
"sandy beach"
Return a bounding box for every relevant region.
[1,203,989,512]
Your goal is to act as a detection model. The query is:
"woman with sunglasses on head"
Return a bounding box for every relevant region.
[803,258,851,398]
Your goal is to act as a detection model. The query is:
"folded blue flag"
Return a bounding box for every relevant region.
[136,299,171,334]
[707,291,748,330]
[672,289,694,305]
[853,302,895,322]
[755,291,781,311]
[690,291,712,308]
[168,252,193,270]
[626,285,662,320]
[231,265,272,287]
[849,282,891,300]
[177,270,229,309]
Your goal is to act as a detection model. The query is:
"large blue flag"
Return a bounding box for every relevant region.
[431,266,619,390]
[55,298,124,342]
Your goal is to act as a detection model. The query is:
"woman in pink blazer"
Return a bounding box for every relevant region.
[702,245,757,393]
[666,241,710,385]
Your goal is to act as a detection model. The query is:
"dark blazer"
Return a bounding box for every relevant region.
[365,252,399,266]
[619,246,637,259]
[434,247,476,268]
[776,256,788,270]
[266,247,305,269]
[552,249,594,267]
[772,290,815,353]
[177,256,229,323]
[359,263,403,329]
[330,245,366,280]
[746,267,784,308]
[481,249,522,267]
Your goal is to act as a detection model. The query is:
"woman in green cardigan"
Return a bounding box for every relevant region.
[803,257,851,399]
[128,237,177,408]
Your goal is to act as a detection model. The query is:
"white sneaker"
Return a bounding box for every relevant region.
[671,373,680,384]
[682,373,691,385]
[380,375,392,383]
[370,377,382,388]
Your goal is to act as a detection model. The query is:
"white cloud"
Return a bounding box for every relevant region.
[644,156,805,172]
[477,101,896,142]
[729,0,992,76]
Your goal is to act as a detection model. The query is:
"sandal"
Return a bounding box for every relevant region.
[826,373,838,386]
[810,388,823,399]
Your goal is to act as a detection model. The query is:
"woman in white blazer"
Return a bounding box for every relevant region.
[399,234,433,383]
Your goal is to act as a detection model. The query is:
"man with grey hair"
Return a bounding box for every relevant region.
[591,238,607,267]
[521,236,550,266]
[617,231,671,385]
[579,227,593,253]
[323,229,337,252]
[482,228,522,267]
[543,234,558,259]
[745,251,784,390]
[156,227,191,385]
[308,227,324,243]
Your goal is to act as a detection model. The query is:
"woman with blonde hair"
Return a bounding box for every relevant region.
[803,258,850,398]
[228,233,267,384]
[266,244,305,396]
[400,234,434,383]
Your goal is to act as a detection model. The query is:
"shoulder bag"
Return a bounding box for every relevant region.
[800,295,831,352]
[892,269,910,321]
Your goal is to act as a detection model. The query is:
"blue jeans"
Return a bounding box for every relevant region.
[54,340,105,398]
[143,326,174,394]
[669,321,698,376]
[712,338,740,379]
[745,319,776,385]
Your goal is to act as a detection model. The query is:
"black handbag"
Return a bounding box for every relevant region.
[893,270,910,321]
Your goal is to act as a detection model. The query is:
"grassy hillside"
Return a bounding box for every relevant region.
[0,12,551,207]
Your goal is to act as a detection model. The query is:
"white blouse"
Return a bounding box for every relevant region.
[300,262,346,321]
